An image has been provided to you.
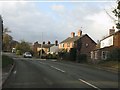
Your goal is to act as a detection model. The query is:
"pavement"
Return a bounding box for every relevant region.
[1,62,15,89]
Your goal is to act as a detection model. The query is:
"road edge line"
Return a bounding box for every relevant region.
[50,66,65,73]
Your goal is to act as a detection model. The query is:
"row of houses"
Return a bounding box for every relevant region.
[32,30,96,58]
[33,40,59,55]
[32,26,120,61]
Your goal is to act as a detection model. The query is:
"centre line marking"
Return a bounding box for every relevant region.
[50,66,65,73]
[39,62,45,65]
[79,79,101,90]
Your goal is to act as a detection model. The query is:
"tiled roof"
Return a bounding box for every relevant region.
[36,44,54,48]
[60,34,86,43]
[42,44,54,48]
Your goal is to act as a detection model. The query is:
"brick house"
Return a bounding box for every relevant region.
[59,30,96,59]
[91,27,120,62]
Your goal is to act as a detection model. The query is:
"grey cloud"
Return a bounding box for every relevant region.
[1,1,116,44]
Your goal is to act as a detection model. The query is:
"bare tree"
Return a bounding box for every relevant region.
[112,0,120,29]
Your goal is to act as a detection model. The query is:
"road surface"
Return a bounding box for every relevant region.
[2,57,118,89]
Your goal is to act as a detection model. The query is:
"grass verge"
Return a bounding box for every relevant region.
[2,55,14,68]
[98,60,120,71]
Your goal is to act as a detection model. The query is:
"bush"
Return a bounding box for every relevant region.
[29,50,34,56]
[69,48,77,61]
[77,54,87,63]
[47,54,52,59]
[108,48,120,61]
[46,53,58,59]
[58,52,66,60]
[16,50,22,55]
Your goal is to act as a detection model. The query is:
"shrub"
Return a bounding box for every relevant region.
[47,54,52,59]
[77,54,87,63]
[69,48,77,61]
[58,52,66,60]
[16,50,22,55]
[46,53,58,59]
[108,48,120,61]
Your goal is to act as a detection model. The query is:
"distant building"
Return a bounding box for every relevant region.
[59,30,96,59]
[33,40,59,55]
[91,27,120,61]
[11,40,19,53]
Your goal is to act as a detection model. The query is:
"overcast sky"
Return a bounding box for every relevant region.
[0,0,117,44]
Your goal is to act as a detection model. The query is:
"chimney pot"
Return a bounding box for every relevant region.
[48,41,51,44]
[43,41,45,44]
[34,41,38,45]
[78,30,82,37]
[55,40,58,46]
[109,26,115,35]
[71,32,75,38]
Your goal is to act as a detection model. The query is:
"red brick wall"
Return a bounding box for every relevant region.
[114,31,120,48]
[79,35,96,58]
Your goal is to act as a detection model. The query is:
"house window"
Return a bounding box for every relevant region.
[61,43,64,47]
[91,51,94,59]
[101,51,108,60]
[95,51,98,60]
[48,48,50,52]
[67,43,70,47]
[85,43,89,47]
[62,44,64,47]
[72,43,74,47]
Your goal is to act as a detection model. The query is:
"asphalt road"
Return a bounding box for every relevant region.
[2,57,118,89]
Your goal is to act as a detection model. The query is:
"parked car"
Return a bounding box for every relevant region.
[23,52,32,58]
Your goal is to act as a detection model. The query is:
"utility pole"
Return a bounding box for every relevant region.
[40,32,43,59]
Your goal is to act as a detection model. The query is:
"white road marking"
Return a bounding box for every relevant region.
[13,71,17,74]
[50,66,65,73]
[39,62,46,65]
[51,60,57,62]
[79,79,101,90]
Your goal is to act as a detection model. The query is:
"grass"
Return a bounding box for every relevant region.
[98,60,120,70]
[2,55,14,68]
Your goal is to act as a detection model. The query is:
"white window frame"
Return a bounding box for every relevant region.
[101,51,108,60]
[95,51,98,60]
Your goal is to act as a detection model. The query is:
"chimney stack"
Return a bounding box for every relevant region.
[71,32,75,38]
[48,41,51,44]
[43,41,45,44]
[109,26,115,35]
[55,40,58,46]
[78,30,82,37]
[34,41,38,45]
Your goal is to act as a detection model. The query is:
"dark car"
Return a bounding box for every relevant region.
[23,52,32,58]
